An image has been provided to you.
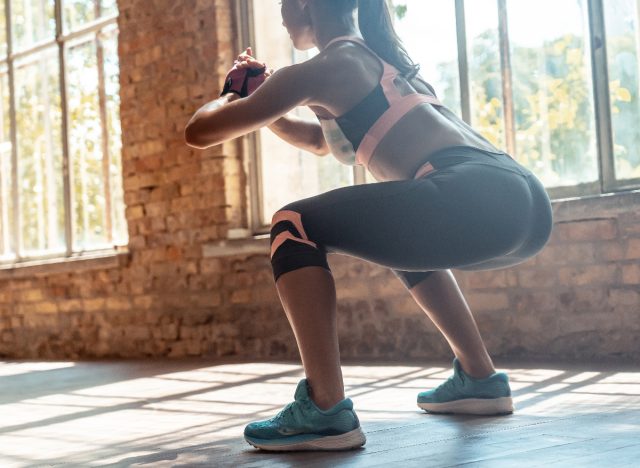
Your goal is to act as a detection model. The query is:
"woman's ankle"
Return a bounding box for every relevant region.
[457,356,495,379]
[307,381,345,410]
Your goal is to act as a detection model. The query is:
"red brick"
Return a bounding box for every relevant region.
[517,269,559,288]
[467,270,518,289]
[465,292,510,312]
[626,238,640,259]
[558,265,618,286]
[597,241,626,261]
[554,219,618,242]
[622,264,640,284]
[608,289,640,308]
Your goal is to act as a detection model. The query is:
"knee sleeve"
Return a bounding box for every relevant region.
[393,270,436,289]
[270,210,331,281]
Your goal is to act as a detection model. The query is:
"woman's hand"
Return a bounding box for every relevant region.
[221,47,273,98]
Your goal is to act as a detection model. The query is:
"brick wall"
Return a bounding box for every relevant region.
[0,1,638,362]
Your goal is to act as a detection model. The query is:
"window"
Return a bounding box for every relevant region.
[0,0,125,265]
[240,0,640,233]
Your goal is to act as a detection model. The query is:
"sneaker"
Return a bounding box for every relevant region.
[417,358,514,415]
[244,379,366,451]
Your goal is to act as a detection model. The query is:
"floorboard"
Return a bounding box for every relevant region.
[0,360,638,467]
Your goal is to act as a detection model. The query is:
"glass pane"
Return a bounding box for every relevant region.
[508,0,597,187]
[0,65,13,260]
[63,0,99,35]
[0,1,7,58]
[101,26,127,246]
[394,0,461,112]
[11,0,56,53]
[101,0,118,17]
[252,0,353,226]
[466,0,505,150]
[67,36,110,250]
[15,48,65,255]
[604,0,640,181]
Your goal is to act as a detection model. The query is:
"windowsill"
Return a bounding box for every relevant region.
[551,188,640,222]
[202,233,270,258]
[0,248,131,280]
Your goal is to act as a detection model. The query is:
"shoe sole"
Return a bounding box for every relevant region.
[245,427,366,452]
[418,396,514,415]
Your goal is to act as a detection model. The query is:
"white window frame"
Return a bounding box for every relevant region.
[0,0,121,265]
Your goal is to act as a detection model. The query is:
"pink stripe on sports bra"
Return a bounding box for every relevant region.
[324,36,443,170]
[357,93,441,168]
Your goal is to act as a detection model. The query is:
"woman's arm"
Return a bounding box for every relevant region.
[184,64,316,150]
[268,114,330,156]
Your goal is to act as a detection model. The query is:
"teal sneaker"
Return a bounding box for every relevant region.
[244,379,366,451]
[417,358,514,415]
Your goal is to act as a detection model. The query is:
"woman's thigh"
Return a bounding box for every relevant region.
[281,161,537,272]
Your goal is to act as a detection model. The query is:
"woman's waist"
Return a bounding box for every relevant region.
[413,145,525,179]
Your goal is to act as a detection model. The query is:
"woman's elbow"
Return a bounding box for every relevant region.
[313,138,331,157]
[184,123,220,149]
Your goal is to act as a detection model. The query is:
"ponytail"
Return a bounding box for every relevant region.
[357,0,420,80]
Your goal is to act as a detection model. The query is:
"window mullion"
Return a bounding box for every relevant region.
[353,166,366,185]
[455,0,471,124]
[587,0,615,193]
[55,0,74,256]
[6,0,21,260]
[237,0,263,232]
[95,1,113,244]
[497,0,516,156]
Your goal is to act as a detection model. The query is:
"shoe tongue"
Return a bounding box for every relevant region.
[294,379,311,402]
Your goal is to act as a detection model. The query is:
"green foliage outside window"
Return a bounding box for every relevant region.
[391,2,640,186]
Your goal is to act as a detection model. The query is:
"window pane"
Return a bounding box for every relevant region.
[394,0,460,112]
[100,0,118,17]
[63,0,100,35]
[67,36,111,250]
[604,0,640,181]
[0,1,7,58]
[11,0,56,53]
[101,26,127,246]
[508,0,597,188]
[15,49,65,255]
[385,0,459,186]
[0,65,13,260]
[252,0,352,226]
[466,0,505,149]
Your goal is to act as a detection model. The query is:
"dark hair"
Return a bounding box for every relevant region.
[357,0,420,80]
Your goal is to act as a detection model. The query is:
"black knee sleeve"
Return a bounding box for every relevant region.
[270,210,331,281]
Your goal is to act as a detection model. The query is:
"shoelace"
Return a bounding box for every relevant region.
[274,402,295,421]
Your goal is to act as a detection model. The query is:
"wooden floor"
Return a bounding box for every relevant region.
[1,359,639,467]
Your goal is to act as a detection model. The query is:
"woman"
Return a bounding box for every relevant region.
[185,0,553,452]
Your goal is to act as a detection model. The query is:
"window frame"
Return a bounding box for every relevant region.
[0,0,121,266]
[239,0,640,235]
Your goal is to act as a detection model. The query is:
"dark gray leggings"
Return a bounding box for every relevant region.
[270,146,553,288]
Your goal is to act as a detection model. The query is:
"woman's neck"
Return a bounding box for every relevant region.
[311,12,360,50]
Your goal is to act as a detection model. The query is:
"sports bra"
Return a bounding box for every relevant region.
[315,36,443,170]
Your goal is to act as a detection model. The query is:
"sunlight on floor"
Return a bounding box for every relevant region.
[1,360,639,467]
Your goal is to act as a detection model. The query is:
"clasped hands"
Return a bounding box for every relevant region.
[221,47,274,98]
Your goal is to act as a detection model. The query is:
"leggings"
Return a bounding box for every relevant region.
[270,146,553,288]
